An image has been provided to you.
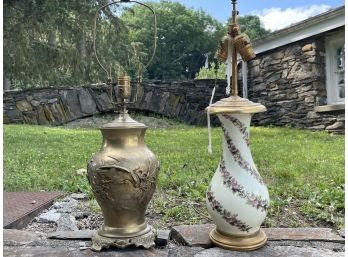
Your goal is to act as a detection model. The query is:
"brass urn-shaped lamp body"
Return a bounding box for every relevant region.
[87,76,159,251]
[89,0,158,251]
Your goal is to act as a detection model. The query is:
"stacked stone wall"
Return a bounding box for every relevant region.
[4,85,113,125]
[3,30,345,133]
[3,81,227,126]
[248,30,344,133]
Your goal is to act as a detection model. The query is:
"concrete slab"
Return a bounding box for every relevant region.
[4,229,44,246]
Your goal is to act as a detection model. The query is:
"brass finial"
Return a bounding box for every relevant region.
[231,0,238,96]
[232,0,237,23]
[232,0,237,11]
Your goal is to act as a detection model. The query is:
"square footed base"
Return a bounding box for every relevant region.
[91,226,156,251]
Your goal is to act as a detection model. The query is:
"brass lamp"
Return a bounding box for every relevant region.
[87,0,159,251]
[206,0,269,251]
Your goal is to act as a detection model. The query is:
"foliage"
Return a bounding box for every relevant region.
[122,1,224,80]
[239,15,271,40]
[195,62,226,80]
[5,1,89,87]
[4,0,225,88]
[3,0,141,88]
[3,124,344,229]
[234,15,271,40]
[4,1,271,88]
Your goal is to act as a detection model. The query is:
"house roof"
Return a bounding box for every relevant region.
[252,5,345,54]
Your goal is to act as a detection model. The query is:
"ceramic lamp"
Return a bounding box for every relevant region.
[206,96,270,251]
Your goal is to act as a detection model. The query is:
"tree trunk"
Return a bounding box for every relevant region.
[48,31,57,47]
[3,77,11,91]
[78,31,87,80]
[79,33,86,60]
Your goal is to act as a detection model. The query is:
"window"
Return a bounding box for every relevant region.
[325,32,345,104]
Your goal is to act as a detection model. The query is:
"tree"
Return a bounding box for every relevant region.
[3,0,130,89]
[4,0,226,87]
[227,15,271,40]
[122,1,225,80]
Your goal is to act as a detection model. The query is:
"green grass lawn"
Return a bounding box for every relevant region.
[3,124,344,229]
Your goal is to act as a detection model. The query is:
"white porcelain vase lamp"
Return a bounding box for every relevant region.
[205,0,270,251]
[206,98,269,251]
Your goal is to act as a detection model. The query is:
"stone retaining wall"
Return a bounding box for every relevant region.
[4,85,114,125]
[4,49,345,133]
[132,80,228,125]
[3,81,227,126]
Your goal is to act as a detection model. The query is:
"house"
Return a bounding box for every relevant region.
[243,6,345,133]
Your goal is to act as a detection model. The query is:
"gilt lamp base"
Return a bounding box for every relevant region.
[91,225,156,251]
[209,228,267,251]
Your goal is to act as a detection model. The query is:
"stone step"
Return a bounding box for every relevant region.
[4,227,344,257]
[170,224,344,248]
[3,245,344,257]
[194,246,344,257]
[3,247,169,257]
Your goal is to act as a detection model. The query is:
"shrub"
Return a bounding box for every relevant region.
[195,62,226,80]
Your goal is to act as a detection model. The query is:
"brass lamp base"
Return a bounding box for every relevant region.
[209,228,267,251]
[91,225,156,251]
